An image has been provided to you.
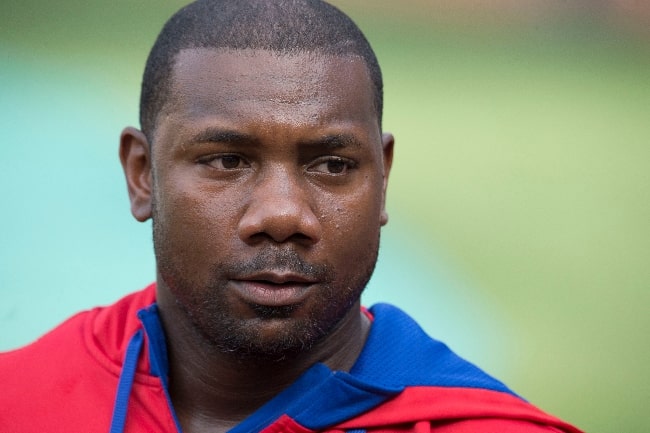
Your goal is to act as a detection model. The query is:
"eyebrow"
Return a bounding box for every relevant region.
[300,133,363,150]
[189,128,255,145]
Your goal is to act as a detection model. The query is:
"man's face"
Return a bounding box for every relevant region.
[149,48,392,359]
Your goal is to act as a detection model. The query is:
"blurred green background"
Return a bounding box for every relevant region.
[1,1,648,432]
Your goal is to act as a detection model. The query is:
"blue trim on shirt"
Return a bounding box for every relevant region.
[109,329,143,433]
[138,305,183,433]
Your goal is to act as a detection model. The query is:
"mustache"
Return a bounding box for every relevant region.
[218,248,331,281]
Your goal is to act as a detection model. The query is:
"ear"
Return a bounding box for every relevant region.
[379,132,394,226]
[119,127,153,222]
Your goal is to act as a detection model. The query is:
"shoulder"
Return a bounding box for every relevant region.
[0,285,157,431]
[345,304,583,433]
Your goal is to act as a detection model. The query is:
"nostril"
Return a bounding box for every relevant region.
[291,233,313,242]
[238,205,321,245]
[246,231,316,246]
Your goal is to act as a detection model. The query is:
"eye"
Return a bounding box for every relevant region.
[198,154,249,170]
[308,157,356,175]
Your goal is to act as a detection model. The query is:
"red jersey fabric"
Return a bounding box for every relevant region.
[0,284,583,433]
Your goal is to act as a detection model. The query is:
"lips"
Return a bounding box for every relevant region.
[230,271,316,307]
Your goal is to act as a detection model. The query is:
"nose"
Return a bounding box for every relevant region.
[237,167,321,246]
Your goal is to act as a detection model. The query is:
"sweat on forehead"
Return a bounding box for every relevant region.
[139,0,383,142]
[165,48,375,120]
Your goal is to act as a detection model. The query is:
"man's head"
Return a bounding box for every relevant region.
[120,0,393,362]
[140,0,384,143]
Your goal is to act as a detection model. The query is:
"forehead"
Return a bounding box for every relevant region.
[162,48,378,134]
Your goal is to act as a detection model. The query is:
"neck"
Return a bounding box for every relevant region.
[156,294,370,430]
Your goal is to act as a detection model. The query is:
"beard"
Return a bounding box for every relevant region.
[152,212,380,363]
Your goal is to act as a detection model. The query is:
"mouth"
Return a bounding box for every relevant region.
[230,271,317,308]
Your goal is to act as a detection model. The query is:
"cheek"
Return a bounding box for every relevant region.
[154,177,241,265]
[316,181,383,258]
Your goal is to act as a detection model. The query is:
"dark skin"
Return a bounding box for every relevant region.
[120,48,394,433]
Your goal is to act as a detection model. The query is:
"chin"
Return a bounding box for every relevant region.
[186,289,359,363]
[205,313,329,363]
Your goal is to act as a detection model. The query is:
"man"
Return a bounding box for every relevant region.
[0,1,582,432]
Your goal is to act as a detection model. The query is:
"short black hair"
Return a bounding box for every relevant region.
[140,0,383,142]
